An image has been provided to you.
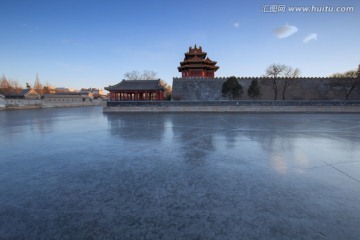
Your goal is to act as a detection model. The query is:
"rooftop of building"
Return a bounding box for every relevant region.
[179,44,219,73]
[105,79,165,91]
[0,88,41,98]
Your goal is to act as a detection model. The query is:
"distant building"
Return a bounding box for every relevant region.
[0,88,42,108]
[43,86,56,94]
[0,88,41,99]
[81,88,105,97]
[0,87,104,109]
[43,91,93,104]
[178,44,219,78]
[55,87,76,93]
[105,79,165,101]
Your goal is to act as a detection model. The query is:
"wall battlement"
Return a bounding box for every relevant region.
[173,76,357,80]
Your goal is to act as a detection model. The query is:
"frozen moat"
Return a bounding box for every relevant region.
[1,106,360,239]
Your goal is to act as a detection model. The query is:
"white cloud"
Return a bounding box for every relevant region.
[274,24,298,39]
[303,33,318,43]
[233,22,240,28]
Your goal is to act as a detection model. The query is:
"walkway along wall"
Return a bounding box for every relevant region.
[172,77,360,101]
[1,98,105,110]
[104,100,360,113]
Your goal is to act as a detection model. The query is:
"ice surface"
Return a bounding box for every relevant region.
[0,107,360,239]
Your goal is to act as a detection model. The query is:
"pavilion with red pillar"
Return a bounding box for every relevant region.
[178,44,219,78]
[105,79,165,101]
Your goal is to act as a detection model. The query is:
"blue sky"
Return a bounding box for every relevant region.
[0,0,359,90]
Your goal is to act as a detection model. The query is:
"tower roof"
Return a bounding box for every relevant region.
[178,44,219,72]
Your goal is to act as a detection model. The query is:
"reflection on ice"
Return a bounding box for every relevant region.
[270,153,288,174]
[1,108,360,239]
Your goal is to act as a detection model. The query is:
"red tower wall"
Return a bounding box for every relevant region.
[182,70,215,78]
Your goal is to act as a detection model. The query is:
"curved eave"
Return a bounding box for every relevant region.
[181,60,204,64]
[106,88,164,92]
[180,60,218,66]
[185,52,207,57]
[178,65,219,72]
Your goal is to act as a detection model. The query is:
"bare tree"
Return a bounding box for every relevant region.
[160,80,172,100]
[124,70,158,80]
[281,67,300,100]
[44,81,52,88]
[330,70,357,78]
[124,71,141,80]
[330,80,359,100]
[264,64,300,100]
[141,70,157,80]
[330,67,359,100]
[264,64,287,100]
[42,81,54,94]
[9,79,23,94]
[0,74,10,89]
[344,80,359,100]
[33,74,43,94]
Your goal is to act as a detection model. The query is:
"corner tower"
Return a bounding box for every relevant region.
[178,44,219,78]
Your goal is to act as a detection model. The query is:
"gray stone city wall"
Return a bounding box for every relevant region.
[172,78,225,100]
[172,77,360,101]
